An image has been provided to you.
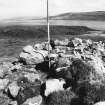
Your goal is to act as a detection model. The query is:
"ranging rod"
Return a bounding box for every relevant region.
[47,0,51,68]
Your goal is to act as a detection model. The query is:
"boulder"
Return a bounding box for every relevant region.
[16,77,41,104]
[37,50,48,58]
[55,46,70,54]
[89,55,105,77]
[34,43,44,50]
[54,39,69,46]
[23,45,35,53]
[0,62,13,78]
[54,39,61,46]
[84,39,93,45]
[11,63,22,72]
[24,73,40,83]
[9,101,18,105]
[72,38,83,47]
[23,95,42,105]
[0,93,11,105]
[8,81,20,98]
[22,67,37,73]
[63,39,69,46]
[0,79,9,90]
[94,101,105,105]
[49,54,58,59]
[0,65,8,78]
[57,57,71,68]
[44,79,65,96]
[19,49,48,65]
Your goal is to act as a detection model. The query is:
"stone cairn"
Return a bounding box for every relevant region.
[0,38,105,105]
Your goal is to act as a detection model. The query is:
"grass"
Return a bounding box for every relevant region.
[0,25,96,39]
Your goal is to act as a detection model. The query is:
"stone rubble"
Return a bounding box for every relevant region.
[8,81,20,98]
[0,38,105,105]
[22,95,42,105]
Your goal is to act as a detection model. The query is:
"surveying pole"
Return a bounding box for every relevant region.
[47,0,51,68]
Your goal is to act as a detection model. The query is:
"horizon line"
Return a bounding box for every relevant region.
[0,10,105,21]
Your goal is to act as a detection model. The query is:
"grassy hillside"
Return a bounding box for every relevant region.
[0,25,96,39]
[50,11,105,21]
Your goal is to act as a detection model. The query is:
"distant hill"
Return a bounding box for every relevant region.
[50,11,105,21]
[2,16,42,22]
[2,11,105,22]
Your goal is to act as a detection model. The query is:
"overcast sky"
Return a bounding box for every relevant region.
[0,0,105,19]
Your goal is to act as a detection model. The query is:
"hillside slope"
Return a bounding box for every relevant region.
[50,11,105,21]
[0,25,96,39]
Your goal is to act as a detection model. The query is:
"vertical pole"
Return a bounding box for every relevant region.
[47,0,50,68]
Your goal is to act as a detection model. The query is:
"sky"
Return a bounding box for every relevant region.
[0,0,105,19]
